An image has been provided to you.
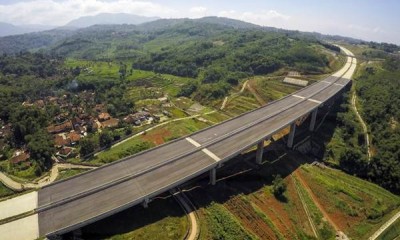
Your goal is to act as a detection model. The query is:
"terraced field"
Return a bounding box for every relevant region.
[223,95,261,116]
[184,146,400,240]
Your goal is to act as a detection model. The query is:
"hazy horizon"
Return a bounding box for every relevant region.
[0,0,399,45]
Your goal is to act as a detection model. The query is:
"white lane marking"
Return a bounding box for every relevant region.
[322,80,331,84]
[186,137,221,162]
[202,149,221,162]
[293,94,305,99]
[308,98,322,104]
[334,83,345,87]
[185,137,201,147]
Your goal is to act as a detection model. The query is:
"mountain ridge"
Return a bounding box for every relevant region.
[65,13,159,28]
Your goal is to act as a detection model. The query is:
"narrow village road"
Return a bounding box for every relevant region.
[352,91,372,160]
[0,163,96,192]
[246,81,266,105]
[220,80,248,110]
[173,190,199,240]
[112,111,216,148]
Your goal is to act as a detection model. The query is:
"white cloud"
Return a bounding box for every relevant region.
[189,6,207,18]
[0,0,176,25]
[218,9,290,27]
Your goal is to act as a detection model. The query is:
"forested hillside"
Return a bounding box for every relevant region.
[0,18,341,180]
[46,20,336,101]
[356,57,400,193]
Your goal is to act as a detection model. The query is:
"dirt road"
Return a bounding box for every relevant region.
[173,190,199,240]
[352,92,372,160]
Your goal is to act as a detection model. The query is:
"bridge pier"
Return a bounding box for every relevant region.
[287,122,296,149]
[309,109,318,132]
[256,140,264,165]
[142,197,150,208]
[210,168,216,185]
[256,138,269,165]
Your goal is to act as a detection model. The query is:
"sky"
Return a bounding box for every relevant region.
[0,0,399,44]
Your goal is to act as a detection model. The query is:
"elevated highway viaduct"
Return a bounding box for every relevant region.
[0,46,357,239]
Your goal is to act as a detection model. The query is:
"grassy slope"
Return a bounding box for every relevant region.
[56,169,89,181]
[0,182,14,198]
[89,118,211,164]
[184,146,400,240]
[299,164,400,239]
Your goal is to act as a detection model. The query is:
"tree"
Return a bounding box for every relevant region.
[124,126,133,136]
[25,131,54,170]
[99,130,113,148]
[80,138,96,157]
[119,63,127,79]
[178,82,197,97]
[272,174,287,198]
[202,67,225,83]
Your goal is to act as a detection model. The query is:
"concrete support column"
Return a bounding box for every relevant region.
[287,122,296,148]
[142,197,150,208]
[256,140,264,165]
[309,109,318,132]
[210,168,217,185]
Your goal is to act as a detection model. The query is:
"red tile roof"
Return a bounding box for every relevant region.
[10,152,30,164]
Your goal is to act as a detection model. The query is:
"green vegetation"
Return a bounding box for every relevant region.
[272,175,287,198]
[323,93,368,174]
[254,78,301,101]
[91,139,153,165]
[300,164,400,239]
[0,182,14,198]
[56,169,88,181]
[292,173,336,239]
[356,58,400,193]
[201,202,256,240]
[323,52,400,194]
[90,118,210,164]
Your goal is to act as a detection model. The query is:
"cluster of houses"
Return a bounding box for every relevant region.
[1,90,162,165]
[0,87,170,167]
[123,111,153,126]
[47,110,156,160]
[0,122,31,167]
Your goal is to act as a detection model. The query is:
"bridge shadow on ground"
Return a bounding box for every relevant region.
[74,95,346,240]
[76,140,312,240]
[76,194,185,239]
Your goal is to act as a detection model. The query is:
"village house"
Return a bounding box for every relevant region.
[0,123,12,139]
[98,112,111,122]
[94,104,106,113]
[68,131,81,145]
[34,99,45,108]
[54,134,71,148]
[46,96,59,104]
[22,101,34,107]
[57,147,75,159]
[47,121,73,134]
[123,111,151,126]
[101,118,119,128]
[10,150,30,166]
[54,112,69,123]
